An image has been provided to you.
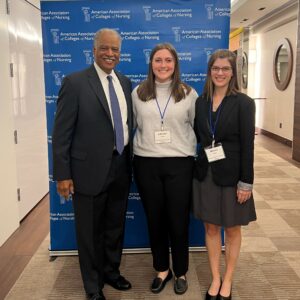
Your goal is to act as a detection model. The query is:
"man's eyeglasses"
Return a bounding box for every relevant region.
[211,66,232,74]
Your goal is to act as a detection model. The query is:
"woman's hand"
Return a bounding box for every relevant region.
[236,188,252,204]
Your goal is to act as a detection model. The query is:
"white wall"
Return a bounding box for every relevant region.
[28,0,41,8]
[0,0,49,246]
[9,0,49,220]
[248,9,297,140]
[0,1,20,246]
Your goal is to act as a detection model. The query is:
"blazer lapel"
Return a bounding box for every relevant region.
[202,98,212,138]
[215,96,236,140]
[87,65,112,122]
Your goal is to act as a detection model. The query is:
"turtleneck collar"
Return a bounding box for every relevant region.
[155,80,172,89]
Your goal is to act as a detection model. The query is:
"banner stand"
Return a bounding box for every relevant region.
[41,0,230,255]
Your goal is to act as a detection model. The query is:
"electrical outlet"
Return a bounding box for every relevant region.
[279,123,282,128]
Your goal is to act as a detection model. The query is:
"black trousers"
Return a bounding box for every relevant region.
[73,149,130,294]
[133,155,194,277]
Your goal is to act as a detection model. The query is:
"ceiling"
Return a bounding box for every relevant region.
[230,0,293,31]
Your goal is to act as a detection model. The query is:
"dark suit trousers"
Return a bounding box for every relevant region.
[133,156,194,277]
[72,149,130,294]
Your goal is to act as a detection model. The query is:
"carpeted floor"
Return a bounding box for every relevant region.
[5,144,300,299]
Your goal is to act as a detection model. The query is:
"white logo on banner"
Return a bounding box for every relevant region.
[126,211,135,220]
[205,48,213,62]
[82,7,91,22]
[44,54,71,63]
[51,212,74,220]
[205,4,214,20]
[89,9,130,20]
[52,71,63,86]
[58,32,94,42]
[152,8,192,19]
[120,31,159,41]
[178,52,192,62]
[126,74,147,84]
[181,29,221,40]
[128,192,141,201]
[172,27,181,42]
[45,95,57,104]
[182,73,206,83]
[143,49,152,64]
[143,6,152,21]
[42,11,70,21]
[215,7,230,17]
[83,50,93,64]
[51,29,60,44]
[120,53,131,63]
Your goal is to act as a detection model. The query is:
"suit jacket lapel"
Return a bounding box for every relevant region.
[87,65,112,122]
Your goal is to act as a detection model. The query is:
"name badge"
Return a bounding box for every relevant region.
[204,143,226,162]
[154,130,171,144]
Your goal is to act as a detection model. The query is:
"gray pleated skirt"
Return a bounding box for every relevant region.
[192,167,257,227]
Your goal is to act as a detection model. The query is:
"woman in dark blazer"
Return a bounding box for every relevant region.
[193,49,256,300]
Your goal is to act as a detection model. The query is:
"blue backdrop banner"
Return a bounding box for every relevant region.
[41,0,230,252]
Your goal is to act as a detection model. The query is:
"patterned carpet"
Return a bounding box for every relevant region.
[5,144,300,300]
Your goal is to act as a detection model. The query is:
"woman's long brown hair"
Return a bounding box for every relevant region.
[203,49,239,100]
[137,43,191,102]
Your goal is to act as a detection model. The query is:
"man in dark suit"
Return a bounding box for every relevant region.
[52,28,133,300]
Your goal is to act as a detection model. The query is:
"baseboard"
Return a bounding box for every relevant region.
[256,128,292,147]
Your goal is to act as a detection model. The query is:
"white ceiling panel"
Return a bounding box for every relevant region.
[230,0,292,30]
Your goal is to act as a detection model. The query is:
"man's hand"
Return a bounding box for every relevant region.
[57,179,74,199]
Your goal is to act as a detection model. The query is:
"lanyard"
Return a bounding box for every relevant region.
[209,97,223,146]
[155,93,172,130]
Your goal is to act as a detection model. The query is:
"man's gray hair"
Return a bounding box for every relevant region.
[93,28,122,49]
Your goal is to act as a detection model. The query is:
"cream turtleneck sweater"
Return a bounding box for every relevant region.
[132,81,198,157]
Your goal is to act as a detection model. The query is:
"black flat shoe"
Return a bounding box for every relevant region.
[219,282,232,300]
[205,291,220,300]
[205,279,222,300]
[219,292,231,300]
[151,269,173,294]
[174,276,188,294]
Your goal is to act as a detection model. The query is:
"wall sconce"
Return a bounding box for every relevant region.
[249,49,257,63]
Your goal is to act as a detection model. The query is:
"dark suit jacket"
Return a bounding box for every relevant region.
[194,92,255,186]
[52,65,133,195]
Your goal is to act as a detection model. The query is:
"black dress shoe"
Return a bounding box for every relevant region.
[174,276,188,294]
[86,290,106,300]
[105,275,132,290]
[151,269,173,294]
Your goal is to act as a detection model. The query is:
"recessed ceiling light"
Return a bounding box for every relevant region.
[258,7,266,11]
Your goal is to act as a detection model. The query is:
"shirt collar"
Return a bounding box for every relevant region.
[93,62,117,81]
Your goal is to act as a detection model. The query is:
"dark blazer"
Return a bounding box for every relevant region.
[52,65,133,195]
[194,92,255,186]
